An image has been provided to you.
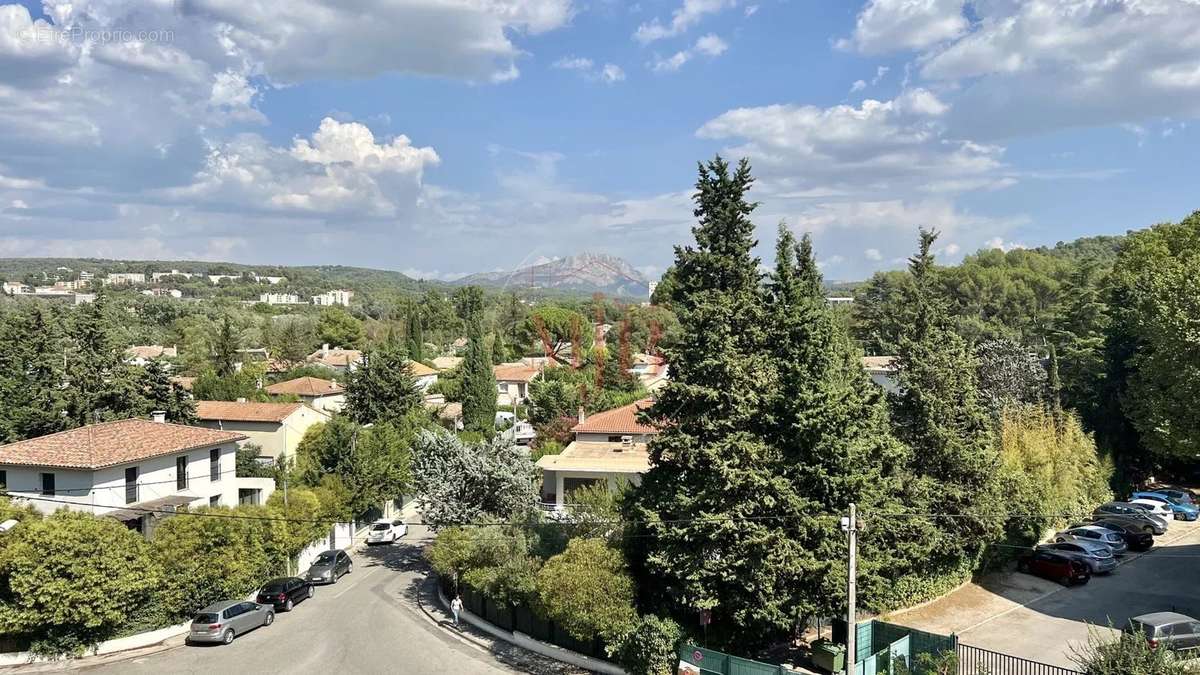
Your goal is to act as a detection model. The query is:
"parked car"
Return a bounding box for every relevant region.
[1093,502,1168,535]
[1054,525,1128,556]
[189,600,274,645]
[1036,541,1117,574]
[1149,485,1198,503]
[366,518,408,545]
[305,549,352,584]
[1017,550,1091,586]
[1132,491,1200,521]
[1129,498,1177,526]
[1126,612,1200,651]
[1081,519,1155,552]
[256,576,313,611]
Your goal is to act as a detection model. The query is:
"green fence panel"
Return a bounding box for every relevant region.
[856,621,876,663]
[680,644,730,675]
[728,655,781,675]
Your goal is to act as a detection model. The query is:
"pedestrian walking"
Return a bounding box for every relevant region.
[450,595,463,628]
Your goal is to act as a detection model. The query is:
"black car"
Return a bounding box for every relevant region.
[256,577,313,611]
[305,549,353,584]
[1080,519,1154,552]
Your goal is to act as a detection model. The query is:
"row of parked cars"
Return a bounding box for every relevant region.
[1017,487,1197,587]
[188,518,408,646]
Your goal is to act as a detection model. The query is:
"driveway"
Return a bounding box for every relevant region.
[891,519,1200,669]
[28,525,579,675]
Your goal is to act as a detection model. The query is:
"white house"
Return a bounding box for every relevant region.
[407,361,439,391]
[0,416,274,536]
[265,376,346,414]
[493,362,541,406]
[827,296,855,306]
[862,356,899,393]
[259,292,302,305]
[536,398,657,509]
[312,290,353,306]
[103,273,146,285]
[151,270,194,282]
[195,401,329,462]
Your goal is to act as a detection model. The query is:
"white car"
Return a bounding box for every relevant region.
[365,519,408,545]
[1129,499,1174,529]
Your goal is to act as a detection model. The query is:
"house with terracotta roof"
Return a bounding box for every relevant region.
[431,355,462,371]
[405,360,439,391]
[195,401,329,461]
[265,376,346,413]
[629,353,669,392]
[861,356,899,393]
[493,362,541,406]
[535,398,658,509]
[0,415,275,535]
[307,344,364,373]
[124,345,178,367]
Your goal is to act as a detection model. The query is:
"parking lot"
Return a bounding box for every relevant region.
[891,518,1200,669]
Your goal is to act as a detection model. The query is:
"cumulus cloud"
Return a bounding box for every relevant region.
[553,56,625,83]
[635,0,736,43]
[838,0,967,54]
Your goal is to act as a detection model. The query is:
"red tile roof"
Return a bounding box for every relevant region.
[0,419,245,470]
[493,363,541,383]
[264,376,344,397]
[572,399,658,436]
[196,400,306,423]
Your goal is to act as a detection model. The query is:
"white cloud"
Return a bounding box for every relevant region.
[851,79,867,93]
[651,33,728,72]
[843,0,1200,138]
[838,0,967,54]
[864,248,882,261]
[696,89,998,195]
[634,0,736,43]
[0,4,79,85]
[744,5,759,17]
[167,118,439,217]
[554,56,625,84]
[553,56,594,71]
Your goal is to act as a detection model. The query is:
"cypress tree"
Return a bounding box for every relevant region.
[459,286,496,437]
[888,229,1003,578]
[629,157,792,647]
[761,225,909,623]
[407,312,424,363]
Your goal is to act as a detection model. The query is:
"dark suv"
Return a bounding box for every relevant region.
[256,576,313,611]
[1017,550,1091,586]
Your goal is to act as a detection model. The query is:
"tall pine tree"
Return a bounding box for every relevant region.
[458,286,496,437]
[344,336,422,427]
[140,359,198,424]
[888,229,1003,580]
[629,157,795,647]
[761,225,909,623]
[0,306,70,441]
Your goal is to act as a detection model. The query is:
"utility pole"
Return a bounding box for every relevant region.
[845,502,858,675]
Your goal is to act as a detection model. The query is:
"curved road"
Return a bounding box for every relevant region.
[75,526,574,675]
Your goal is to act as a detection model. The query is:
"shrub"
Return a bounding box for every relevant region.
[1071,624,1199,674]
[615,614,682,675]
[0,511,161,656]
[535,538,637,645]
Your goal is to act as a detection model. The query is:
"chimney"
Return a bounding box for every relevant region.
[322,343,330,356]
[577,407,586,425]
[619,435,632,452]
[150,410,166,424]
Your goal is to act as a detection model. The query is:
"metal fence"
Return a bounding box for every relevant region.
[678,644,793,675]
[956,644,1083,675]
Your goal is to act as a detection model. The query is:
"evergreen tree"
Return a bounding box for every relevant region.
[212,315,240,377]
[628,157,789,647]
[459,286,497,437]
[64,298,141,426]
[888,229,1004,579]
[759,225,909,623]
[343,337,422,427]
[407,311,424,363]
[0,306,70,442]
[140,359,198,424]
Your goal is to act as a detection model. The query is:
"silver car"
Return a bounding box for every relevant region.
[188,600,275,645]
[1055,525,1129,556]
[1037,541,1118,574]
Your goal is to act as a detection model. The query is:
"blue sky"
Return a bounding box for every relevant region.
[1,0,1198,281]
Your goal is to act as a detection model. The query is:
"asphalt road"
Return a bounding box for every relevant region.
[952,519,1200,669]
[73,526,546,675]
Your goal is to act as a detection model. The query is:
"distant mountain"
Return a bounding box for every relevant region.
[453,252,650,298]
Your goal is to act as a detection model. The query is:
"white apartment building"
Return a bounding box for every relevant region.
[259,292,303,305]
[0,416,274,536]
[151,269,194,281]
[103,273,146,285]
[312,289,353,306]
